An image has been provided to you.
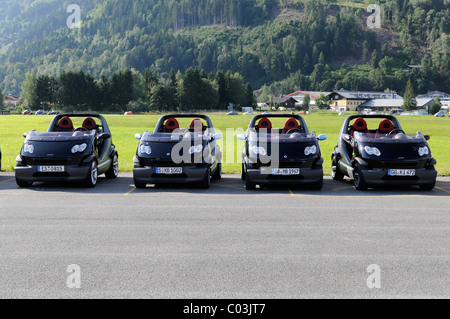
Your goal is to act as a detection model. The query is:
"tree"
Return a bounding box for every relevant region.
[315,94,329,110]
[402,79,417,111]
[430,97,442,114]
[301,94,311,111]
[20,73,39,109]
[0,86,4,112]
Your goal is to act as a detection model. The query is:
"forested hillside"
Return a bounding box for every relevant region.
[0,0,448,105]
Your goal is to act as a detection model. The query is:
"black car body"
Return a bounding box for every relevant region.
[331,115,437,190]
[133,114,222,189]
[15,113,119,187]
[238,114,327,190]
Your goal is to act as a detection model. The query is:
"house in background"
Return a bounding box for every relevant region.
[327,91,402,112]
[417,91,450,110]
[3,95,20,110]
[358,98,434,114]
[284,91,331,109]
[271,96,298,109]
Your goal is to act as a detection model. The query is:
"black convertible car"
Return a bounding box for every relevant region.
[15,113,119,187]
[133,114,222,189]
[331,115,437,190]
[238,114,327,190]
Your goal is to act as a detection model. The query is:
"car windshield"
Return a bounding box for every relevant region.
[26,130,95,141]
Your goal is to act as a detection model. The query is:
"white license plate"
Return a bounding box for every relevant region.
[388,169,416,176]
[272,168,300,176]
[156,167,183,174]
[38,166,65,172]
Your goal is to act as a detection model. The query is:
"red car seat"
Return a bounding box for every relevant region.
[189,118,204,131]
[82,117,97,131]
[56,116,74,132]
[375,119,394,138]
[349,117,369,136]
[163,117,179,133]
[282,118,300,134]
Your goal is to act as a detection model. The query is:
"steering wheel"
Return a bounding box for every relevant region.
[74,127,88,132]
[389,129,405,135]
[286,128,302,134]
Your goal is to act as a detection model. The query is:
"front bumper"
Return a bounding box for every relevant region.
[246,166,323,186]
[14,164,91,183]
[359,167,437,187]
[133,166,208,185]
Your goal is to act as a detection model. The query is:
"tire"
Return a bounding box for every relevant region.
[245,171,256,190]
[199,168,211,189]
[311,177,323,190]
[134,179,147,189]
[105,153,119,179]
[16,178,33,188]
[420,183,435,191]
[84,161,98,188]
[241,162,246,180]
[331,156,344,181]
[212,163,222,180]
[353,164,367,191]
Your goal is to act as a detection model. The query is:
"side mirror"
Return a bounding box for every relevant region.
[424,135,430,141]
[212,133,223,141]
[23,132,28,138]
[135,133,142,140]
[98,132,111,140]
[342,133,352,144]
[318,134,327,141]
[237,134,246,141]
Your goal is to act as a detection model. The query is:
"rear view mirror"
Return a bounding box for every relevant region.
[135,133,142,140]
[237,134,246,141]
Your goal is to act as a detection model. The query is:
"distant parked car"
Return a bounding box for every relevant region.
[22,109,32,115]
[47,111,60,115]
[227,111,238,115]
[35,110,45,115]
[434,110,447,117]
[124,111,133,115]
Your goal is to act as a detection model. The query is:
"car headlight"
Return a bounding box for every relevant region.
[364,146,381,156]
[251,145,267,156]
[23,143,34,154]
[71,143,87,154]
[140,144,152,155]
[189,145,203,155]
[304,145,317,156]
[418,146,429,156]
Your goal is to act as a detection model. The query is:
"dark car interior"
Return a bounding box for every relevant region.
[160,117,208,134]
[53,116,103,134]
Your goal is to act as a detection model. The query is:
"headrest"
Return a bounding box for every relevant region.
[190,118,204,130]
[82,117,97,130]
[353,117,367,131]
[378,119,394,133]
[165,118,179,130]
[284,118,299,130]
[58,116,73,129]
[258,118,272,130]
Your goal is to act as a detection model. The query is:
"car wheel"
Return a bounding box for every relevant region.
[331,156,344,181]
[212,163,222,180]
[311,177,323,190]
[16,178,33,188]
[353,164,367,191]
[84,161,98,188]
[134,178,146,189]
[200,168,211,189]
[420,183,435,191]
[241,162,246,180]
[245,172,256,190]
[105,153,119,179]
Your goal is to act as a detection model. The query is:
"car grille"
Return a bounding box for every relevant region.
[33,172,70,178]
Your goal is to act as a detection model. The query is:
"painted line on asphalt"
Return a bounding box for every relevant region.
[124,187,137,196]
[0,178,14,184]
[288,189,295,197]
[435,186,450,194]
[332,186,354,191]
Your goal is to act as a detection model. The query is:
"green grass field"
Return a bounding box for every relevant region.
[1,112,449,175]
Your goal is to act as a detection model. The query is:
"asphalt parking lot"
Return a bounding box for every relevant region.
[0,172,449,299]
